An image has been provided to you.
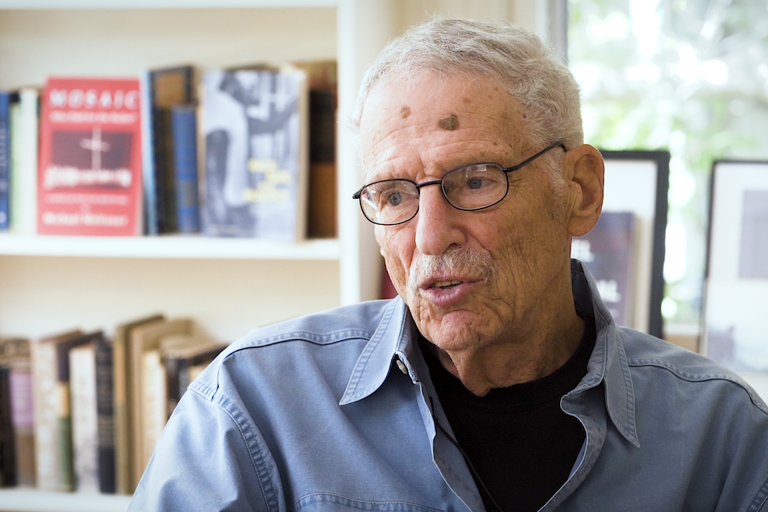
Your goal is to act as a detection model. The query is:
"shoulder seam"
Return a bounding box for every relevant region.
[187,386,282,512]
[627,358,768,416]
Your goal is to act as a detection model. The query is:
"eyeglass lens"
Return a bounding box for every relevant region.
[360,163,508,225]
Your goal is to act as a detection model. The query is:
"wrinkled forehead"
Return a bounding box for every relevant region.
[359,72,528,174]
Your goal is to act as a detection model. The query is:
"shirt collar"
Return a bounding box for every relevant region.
[339,297,412,405]
[571,259,640,447]
[339,259,640,448]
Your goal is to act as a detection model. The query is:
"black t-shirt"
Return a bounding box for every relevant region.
[420,312,596,512]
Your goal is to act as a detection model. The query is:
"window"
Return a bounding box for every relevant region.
[568,0,768,327]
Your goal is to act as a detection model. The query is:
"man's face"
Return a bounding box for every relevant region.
[359,72,577,354]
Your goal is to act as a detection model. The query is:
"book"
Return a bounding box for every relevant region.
[141,349,167,472]
[30,329,82,491]
[141,65,195,235]
[0,91,11,231]
[55,331,102,491]
[171,105,200,233]
[572,211,637,326]
[128,318,205,487]
[294,60,337,239]
[200,66,309,241]
[69,333,114,494]
[37,77,143,236]
[161,334,224,417]
[1,338,35,488]
[0,365,14,486]
[141,333,222,468]
[111,313,164,495]
[9,88,39,235]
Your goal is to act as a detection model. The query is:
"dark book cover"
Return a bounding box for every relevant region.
[201,67,308,241]
[2,338,35,487]
[306,89,337,239]
[573,211,636,326]
[95,334,115,493]
[171,105,200,233]
[164,341,224,417]
[0,91,11,231]
[0,366,16,487]
[145,65,195,235]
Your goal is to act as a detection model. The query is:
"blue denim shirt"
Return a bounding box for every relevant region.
[130,261,768,512]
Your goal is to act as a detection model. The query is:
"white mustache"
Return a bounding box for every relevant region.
[407,246,497,294]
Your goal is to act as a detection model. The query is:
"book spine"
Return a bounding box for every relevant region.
[140,71,159,235]
[69,346,99,493]
[95,336,115,493]
[171,105,200,233]
[0,367,17,487]
[0,92,11,231]
[55,382,74,491]
[164,357,183,419]
[8,364,35,487]
[11,89,39,235]
[30,341,60,490]
[112,328,131,495]
[141,351,167,477]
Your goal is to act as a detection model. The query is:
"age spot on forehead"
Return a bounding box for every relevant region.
[438,114,459,131]
[400,106,411,119]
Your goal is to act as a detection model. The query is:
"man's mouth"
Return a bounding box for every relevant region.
[432,280,464,289]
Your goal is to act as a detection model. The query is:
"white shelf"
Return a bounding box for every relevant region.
[0,0,337,8]
[0,234,340,260]
[0,489,131,512]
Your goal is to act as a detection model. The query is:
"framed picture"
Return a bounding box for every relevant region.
[702,160,768,380]
[572,150,669,338]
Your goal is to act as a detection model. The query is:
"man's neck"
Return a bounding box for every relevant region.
[428,291,585,397]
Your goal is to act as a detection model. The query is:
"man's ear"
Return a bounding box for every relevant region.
[563,144,604,237]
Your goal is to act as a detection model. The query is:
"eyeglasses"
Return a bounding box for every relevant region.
[352,141,566,226]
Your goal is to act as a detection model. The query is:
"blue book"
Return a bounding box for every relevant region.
[139,71,158,235]
[0,92,11,231]
[171,105,200,233]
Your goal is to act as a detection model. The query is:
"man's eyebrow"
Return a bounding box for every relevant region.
[438,114,459,130]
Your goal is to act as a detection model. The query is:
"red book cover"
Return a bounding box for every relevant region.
[37,77,143,235]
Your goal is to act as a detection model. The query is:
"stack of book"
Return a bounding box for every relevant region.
[0,60,338,241]
[0,315,225,495]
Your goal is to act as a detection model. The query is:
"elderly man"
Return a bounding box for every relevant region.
[130,19,768,512]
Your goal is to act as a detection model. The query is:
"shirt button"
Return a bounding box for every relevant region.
[396,359,408,375]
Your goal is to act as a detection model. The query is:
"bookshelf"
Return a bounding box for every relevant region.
[0,1,540,510]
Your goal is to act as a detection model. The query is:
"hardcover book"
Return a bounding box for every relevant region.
[112,313,164,495]
[69,333,114,493]
[171,105,200,233]
[0,366,14,486]
[200,67,308,241]
[141,65,195,235]
[1,338,35,488]
[37,77,143,236]
[128,318,206,487]
[294,60,337,239]
[30,329,82,491]
[161,334,224,417]
[55,331,102,491]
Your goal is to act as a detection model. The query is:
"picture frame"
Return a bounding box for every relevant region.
[572,150,669,338]
[702,160,768,381]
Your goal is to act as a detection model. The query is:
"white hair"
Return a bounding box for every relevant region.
[353,18,584,152]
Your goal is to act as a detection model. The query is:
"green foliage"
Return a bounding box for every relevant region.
[569,0,768,324]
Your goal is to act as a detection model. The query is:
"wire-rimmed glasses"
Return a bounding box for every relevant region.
[352,141,566,226]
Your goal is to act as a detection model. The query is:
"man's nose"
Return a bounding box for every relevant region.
[414,185,466,256]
